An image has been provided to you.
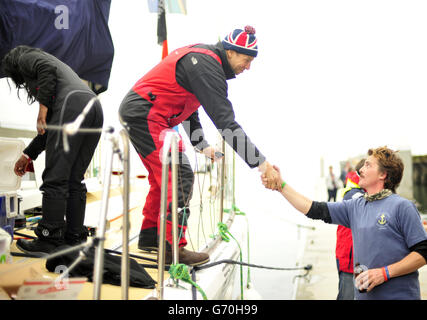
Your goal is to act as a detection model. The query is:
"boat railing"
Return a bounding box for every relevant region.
[154,131,236,299]
[156,130,180,300]
[91,127,132,300]
[53,111,232,300]
[119,129,130,300]
[3,93,234,299]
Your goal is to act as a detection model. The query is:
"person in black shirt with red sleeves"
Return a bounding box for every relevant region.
[119,26,280,266]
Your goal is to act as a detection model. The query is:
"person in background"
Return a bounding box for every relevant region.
[326,165,339,202]
[262,146,427,300]
[335,158,365,300]
[118,26,279,266]
[2,45,103,256]
[340,161,351,186]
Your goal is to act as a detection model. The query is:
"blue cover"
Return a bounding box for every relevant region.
[0,195,14,239]
[0,0,114,94]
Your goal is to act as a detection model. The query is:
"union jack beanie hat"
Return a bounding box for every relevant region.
[222,25,258,57]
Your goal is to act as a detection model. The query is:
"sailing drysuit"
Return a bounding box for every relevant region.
[119,42,265,248]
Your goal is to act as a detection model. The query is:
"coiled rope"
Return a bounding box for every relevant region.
[168,263,208,300]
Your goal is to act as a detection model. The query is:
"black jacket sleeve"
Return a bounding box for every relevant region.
[18,51,57,108]
[23,134,47,160]
[306,201,332,223]
[176,53,266,168]
[409,239,427,264]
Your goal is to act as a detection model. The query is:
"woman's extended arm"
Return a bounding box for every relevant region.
[262,165,313,215]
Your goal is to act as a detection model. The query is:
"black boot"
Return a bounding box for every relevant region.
[16,221,65,257]
[64,228,88,246]
[138,227,158,252]
[65,194,88,246]
[16,197,66,257]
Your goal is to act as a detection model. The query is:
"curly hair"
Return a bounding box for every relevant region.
[367,146,404,193]
[1,45,42,105]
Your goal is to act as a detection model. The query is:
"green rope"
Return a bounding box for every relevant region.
[223,204,253,290]
[168,263,208,300]
[217,221,244,300]
[223,204,246,216]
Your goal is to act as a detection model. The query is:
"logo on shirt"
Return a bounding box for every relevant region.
[376,212,388,229]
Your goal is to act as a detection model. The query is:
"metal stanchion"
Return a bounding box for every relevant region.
[156,131,180,300]
[219,139,226,223]
[171,135,179,267]
[92,131,116,300]
[120,129,130,300]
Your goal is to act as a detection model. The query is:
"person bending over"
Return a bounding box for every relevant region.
[2,45,103,256]
[118,26,279,266]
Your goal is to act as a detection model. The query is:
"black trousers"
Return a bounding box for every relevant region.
[37,93,103,242]
[328,188,337,202]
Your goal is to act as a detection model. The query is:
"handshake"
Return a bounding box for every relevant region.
[259,161,283,192]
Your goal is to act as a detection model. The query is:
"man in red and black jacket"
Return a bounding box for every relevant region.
[335,159,365,299]
[119,26,280,266]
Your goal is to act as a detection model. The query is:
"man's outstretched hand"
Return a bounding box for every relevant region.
[258,161,281,190]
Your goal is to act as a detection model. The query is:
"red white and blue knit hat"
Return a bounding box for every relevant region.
[222,25,258,57]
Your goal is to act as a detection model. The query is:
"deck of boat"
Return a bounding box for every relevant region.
[1,169,228,300]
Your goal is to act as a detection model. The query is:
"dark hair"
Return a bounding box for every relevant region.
[367,146,403,193]
[1,45,42,104]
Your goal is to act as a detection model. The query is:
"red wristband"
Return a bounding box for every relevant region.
[382,267,388,282]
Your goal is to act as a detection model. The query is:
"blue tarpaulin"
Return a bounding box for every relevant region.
[0,0,114,94]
